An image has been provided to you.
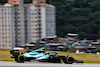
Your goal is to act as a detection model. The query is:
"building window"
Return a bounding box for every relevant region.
[2,9,3,11]
[2,45,4,47]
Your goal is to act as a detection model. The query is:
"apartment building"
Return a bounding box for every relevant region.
[0,0,56,49]
[0,4,14,49]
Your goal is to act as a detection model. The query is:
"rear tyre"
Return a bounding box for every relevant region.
[18,55,26,63]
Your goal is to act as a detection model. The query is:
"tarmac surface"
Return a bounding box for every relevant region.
[0,61,100,67]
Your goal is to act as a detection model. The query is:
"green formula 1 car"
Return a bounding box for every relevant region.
[10,49,84,64]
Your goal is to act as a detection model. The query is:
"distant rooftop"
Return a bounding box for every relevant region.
[46,43,62,46]
[67,33,78,36]
[4,3,12,6]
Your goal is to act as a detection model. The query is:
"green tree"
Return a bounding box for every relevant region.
[1,0,100,40]
[63,46,69,52]
[95,46,100,52]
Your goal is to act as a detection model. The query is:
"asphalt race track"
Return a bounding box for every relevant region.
[0,61,100,67]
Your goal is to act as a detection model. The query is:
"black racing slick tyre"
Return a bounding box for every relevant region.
[18,55,26,63]
[66,56,74,64]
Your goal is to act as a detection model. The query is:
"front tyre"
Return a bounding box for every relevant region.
[66,57,74,64]
[65,56,74,64]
